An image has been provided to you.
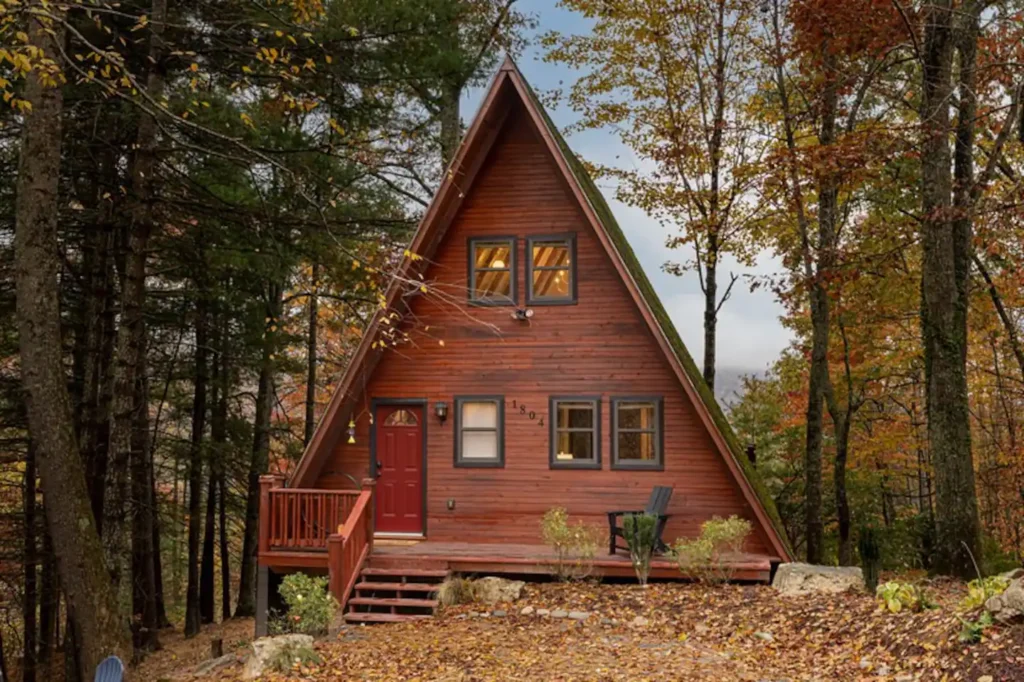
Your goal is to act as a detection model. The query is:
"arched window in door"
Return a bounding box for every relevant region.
[383,409,418,427]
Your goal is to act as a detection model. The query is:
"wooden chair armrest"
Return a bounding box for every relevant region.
[606,510,642,518]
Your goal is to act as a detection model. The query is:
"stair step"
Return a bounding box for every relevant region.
[356,581,440,593]
[344,612,433,624]
[348,597,438,608]
[360,567,449,578]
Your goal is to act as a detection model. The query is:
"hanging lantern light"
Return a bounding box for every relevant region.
[347,419,356,444]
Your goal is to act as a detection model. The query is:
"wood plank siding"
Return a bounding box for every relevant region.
[314,100,774,557]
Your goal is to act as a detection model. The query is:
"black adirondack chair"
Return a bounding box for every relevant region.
[607,486,673,555]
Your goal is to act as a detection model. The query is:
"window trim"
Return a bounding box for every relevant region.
[467,236,517,306]
[611,396,664,471]
[453,395,505,468]
[526,233,577,305]
[548,396,602,470]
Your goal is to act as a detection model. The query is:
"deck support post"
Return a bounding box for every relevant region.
[255,565,269,637]
[361,478,376,555]
[258,474,285,556]
[326,534,344,603]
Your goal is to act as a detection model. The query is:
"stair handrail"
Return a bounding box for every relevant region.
[327,479,376,611]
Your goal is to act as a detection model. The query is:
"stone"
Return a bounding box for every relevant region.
[492,609,507,617]
[631,616,650,627]
[242,634,314,680]
[600,618,614,626]
[568,611,590,621]
[978,676,993,682]
[754,631,774,642]
[876,663,890,676]
[472,577,526,604]
[520,606,535,616]
[985,575,1024,623]
[195,654,235,677]
[772,563,864,596]
[537,608,550,617]
[551,609,568,618]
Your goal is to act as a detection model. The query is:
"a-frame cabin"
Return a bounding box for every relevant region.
[255,58,792,631]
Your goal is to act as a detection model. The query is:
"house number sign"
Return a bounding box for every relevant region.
[510,399,544,427]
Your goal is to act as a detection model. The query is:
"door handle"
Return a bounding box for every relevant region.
[375,461,383,475]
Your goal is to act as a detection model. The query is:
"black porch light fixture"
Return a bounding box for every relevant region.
[434,401,449,424]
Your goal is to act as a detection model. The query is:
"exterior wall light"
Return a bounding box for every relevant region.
[434,401,449,424]
[347,419,356,444]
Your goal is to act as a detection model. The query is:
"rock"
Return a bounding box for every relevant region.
[194,654,235,677]
[876,663,890,676]
[754,631,774,642]
[520,606,535,616]
[600,618,614,626]
[978,676,994,682]
[551,609,568,618]
[985,575,1024,623]
[999,568,1024,582]
[568,611,590,621]
[242,634,314,680]
[472,577,526,604]
[492,609,507,617]
[772,563,864,596]
[631,616,650,627]
[537,608,550,617]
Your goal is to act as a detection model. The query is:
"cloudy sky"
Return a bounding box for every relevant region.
[462,1,793,381]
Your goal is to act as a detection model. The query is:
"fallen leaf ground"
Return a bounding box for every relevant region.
[141,580,1023,682]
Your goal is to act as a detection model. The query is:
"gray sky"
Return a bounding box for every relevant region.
[462,1,792,375]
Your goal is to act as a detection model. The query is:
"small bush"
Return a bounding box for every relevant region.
[266,640,322,674]
[623,513,658,586]
[438,576,477,607]
[875,581,933,614]
[271,573,338,636]
[673,516,752,584]
[959,611,994,643]
[541,507,602,581]
[960,575,1010,611]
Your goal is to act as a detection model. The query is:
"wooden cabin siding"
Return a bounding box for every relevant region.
[316,102,772,556]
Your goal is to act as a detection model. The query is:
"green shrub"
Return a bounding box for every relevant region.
[271,573,338,636]
[958,611,994,643]
[875,581,933,614]
[673,516,752,584]
[540,507,602,581]
[266,640,322,674]
[623,513,658,586]
[858,525,882,592]
[959,575,1010,611]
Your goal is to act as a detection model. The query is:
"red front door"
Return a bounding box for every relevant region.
[374,404,424,534]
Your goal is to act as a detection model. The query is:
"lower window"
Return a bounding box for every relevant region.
[454,396,504,467]
[549,396,600,469]
[612,397,663,469]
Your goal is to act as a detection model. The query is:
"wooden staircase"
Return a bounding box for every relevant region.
[344,563,449,624]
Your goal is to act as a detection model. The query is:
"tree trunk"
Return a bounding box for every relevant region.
[14,6,133,674]
[304,262,319,446]
[185,292,209,637]
[236,282,281,618]
[199,329,220,624]
[212,318,232,621]
[219,469,231,621]
[130,337,160,652]
[24,440,38,682]
[439,80,462,167]
[151,440,170,628]
[834,414,852,565]
[919,0,981,577]
[38,526,57,668]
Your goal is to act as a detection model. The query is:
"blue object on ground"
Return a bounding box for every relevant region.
[94,655,124,682]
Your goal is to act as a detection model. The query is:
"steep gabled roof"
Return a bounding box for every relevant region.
[291,57,793,561]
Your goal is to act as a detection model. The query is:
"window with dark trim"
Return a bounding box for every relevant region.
[468,237,516,305]
[527,234,577,304]
[611,397,663,470]
[549,396,600,469]
[454,396,504,467]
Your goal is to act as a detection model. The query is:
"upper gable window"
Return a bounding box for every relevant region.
[468,237,516,305]
[528,234,576,305]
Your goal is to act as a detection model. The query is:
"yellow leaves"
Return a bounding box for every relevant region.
[190,62,199,72]
[240,112,255,129]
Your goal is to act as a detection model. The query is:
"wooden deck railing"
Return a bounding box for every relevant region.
[258,476,362,552]
[327,480,375,609]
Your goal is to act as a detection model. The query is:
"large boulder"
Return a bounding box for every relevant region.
[473,577,525,605]
[985,574,1024,623]
[242,634,315,680]
[772,563,863,596]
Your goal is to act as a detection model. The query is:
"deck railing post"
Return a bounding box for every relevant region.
[362,478,376,555]
[258,474,285,555]
[326,533,344,603]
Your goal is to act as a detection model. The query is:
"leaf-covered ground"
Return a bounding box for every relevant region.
[149,580,1023,681]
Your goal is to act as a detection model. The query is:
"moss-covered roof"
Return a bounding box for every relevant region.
[518,73,793,558]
